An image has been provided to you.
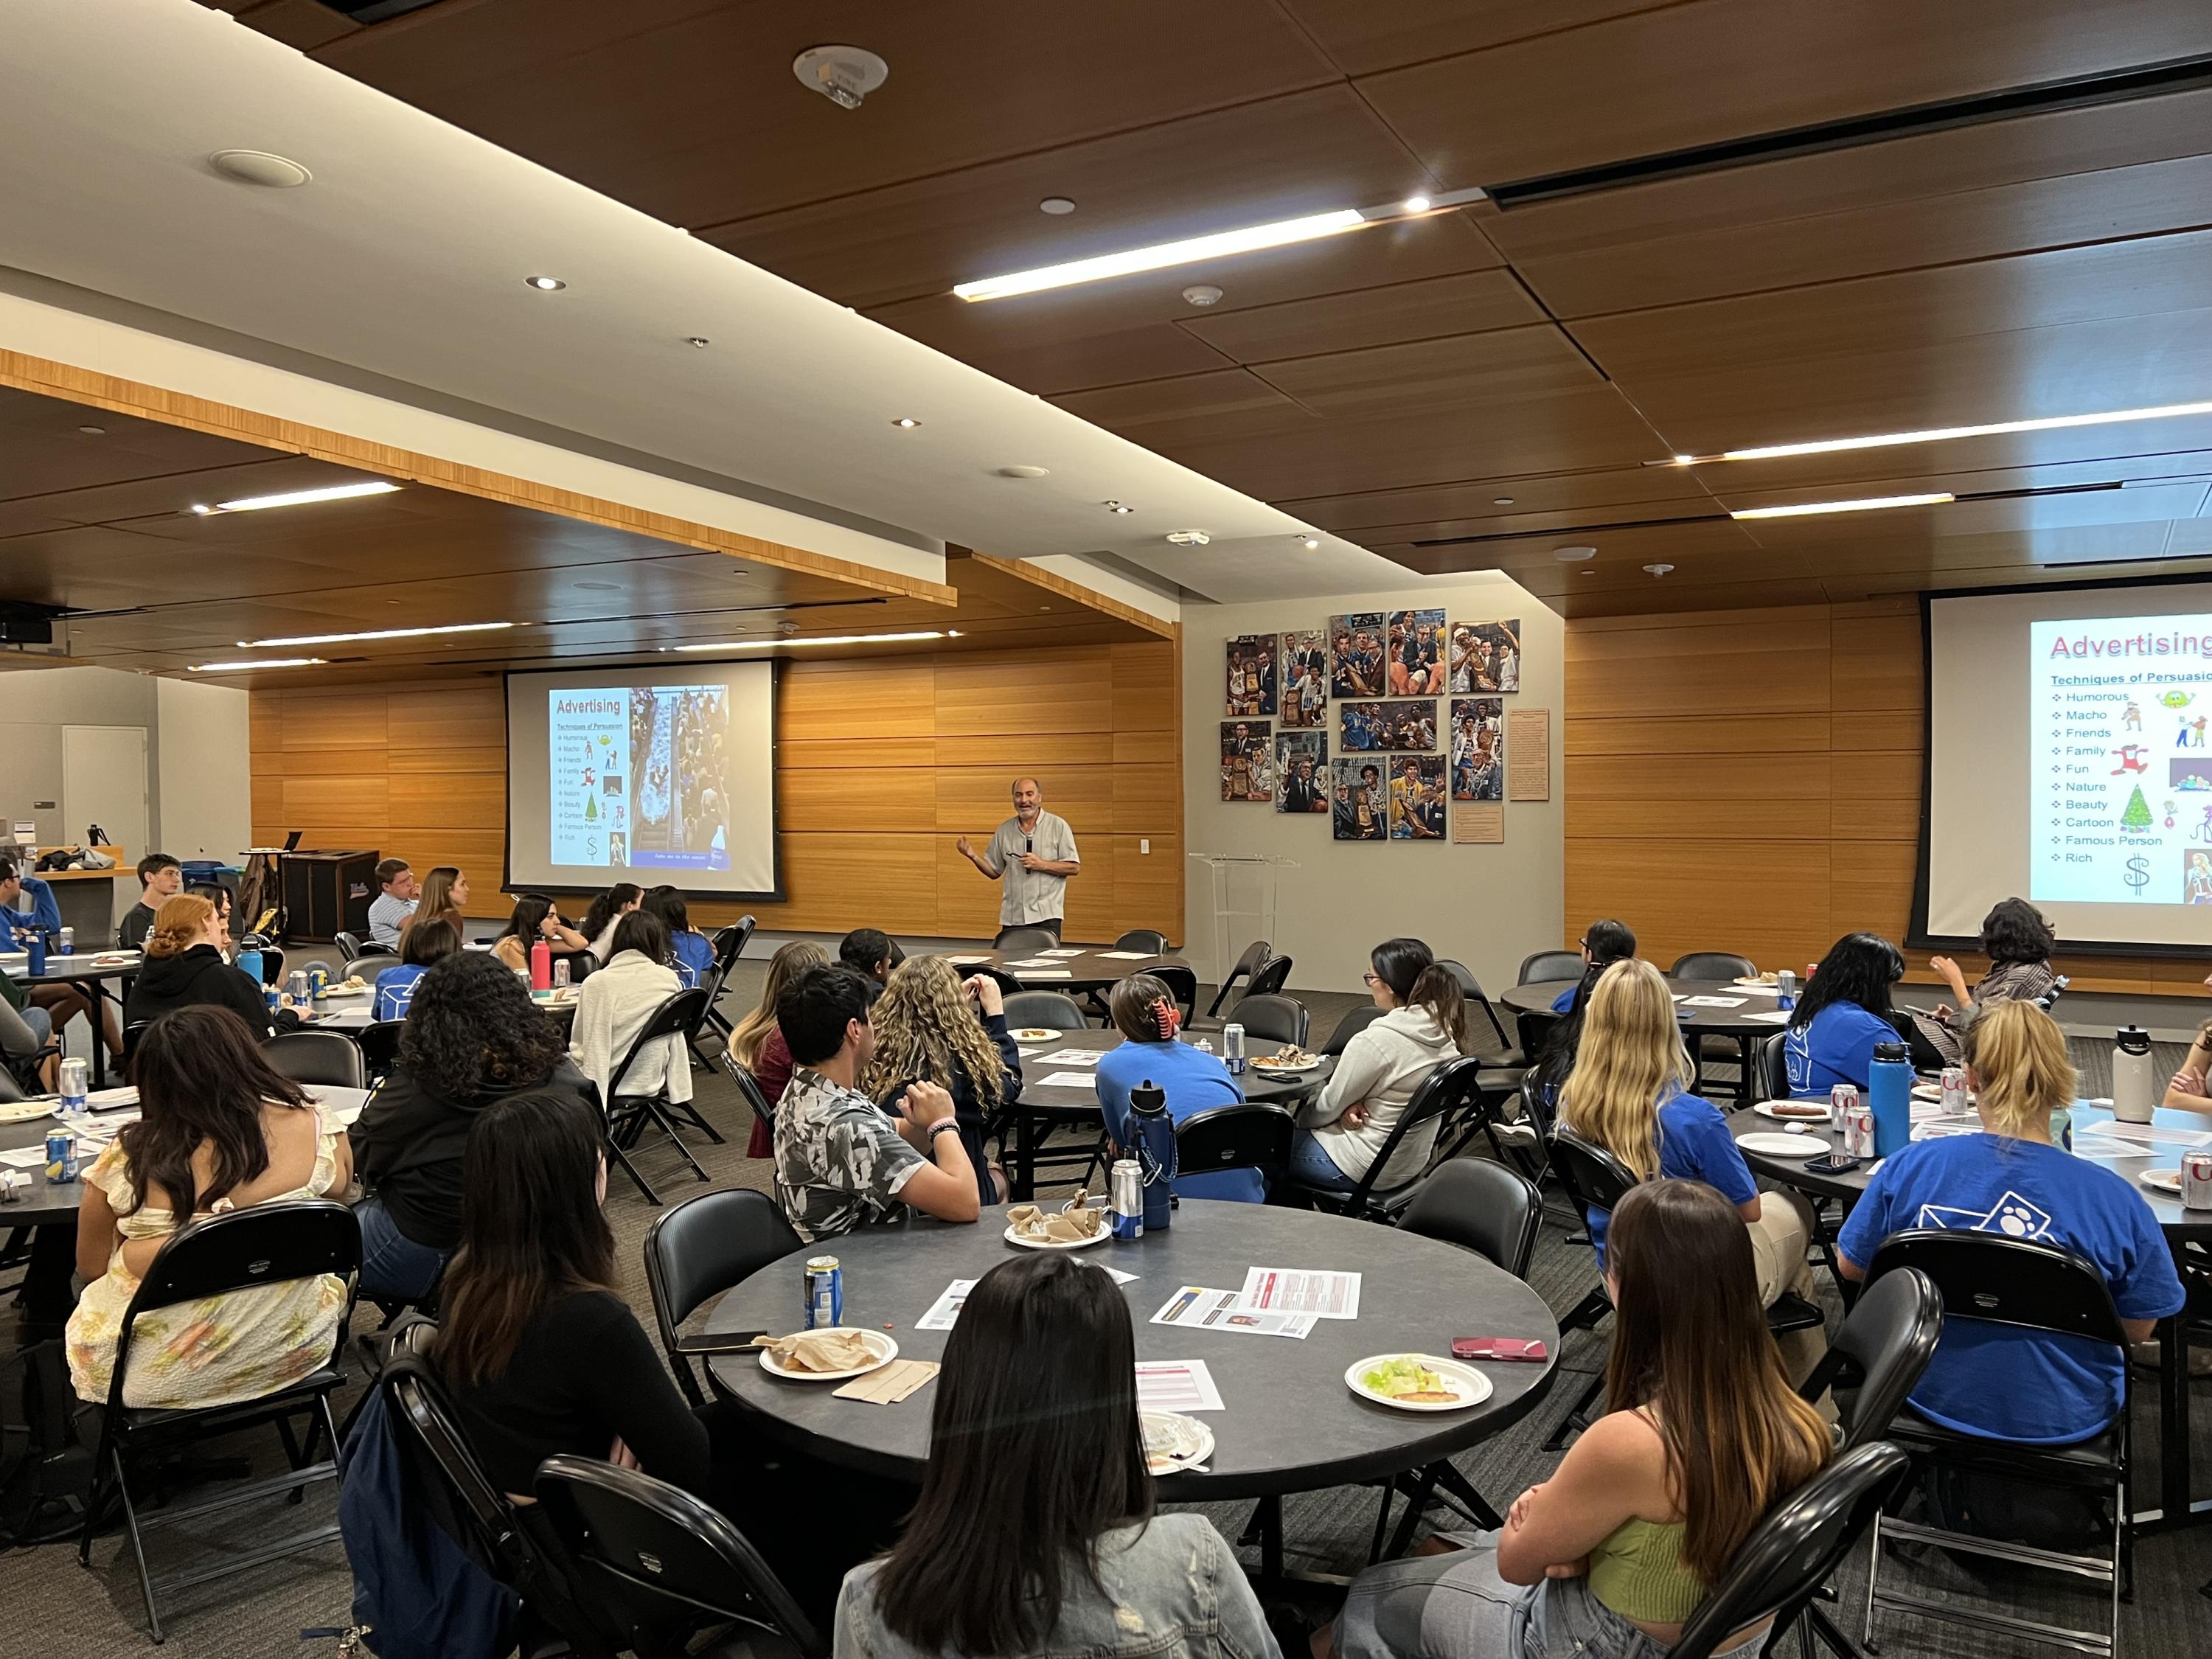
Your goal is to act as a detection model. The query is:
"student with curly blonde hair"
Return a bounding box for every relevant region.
[862,956,1021,1206]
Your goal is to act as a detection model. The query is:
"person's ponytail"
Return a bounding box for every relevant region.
[144,893,215,959]
[1408,961,1467,1051]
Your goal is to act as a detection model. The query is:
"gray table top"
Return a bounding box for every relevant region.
[1,950,143,986]
[307,984,577,1031]
[945,947,1176,992]
[1505,976,1791,1036]
[1009,1026,1333,1114]
[1723,1099,2212,1244]
[0,1083,370,1223]
[706,1199,1559,1500]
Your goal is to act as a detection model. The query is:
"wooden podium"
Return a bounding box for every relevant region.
[268,849,380,942]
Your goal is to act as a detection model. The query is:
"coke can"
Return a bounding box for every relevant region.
[2180,1150,2212,1211]
[553,958,571,990]
[1108,1157,1144,1241]
[1829,1082,1860,1135]
[44,1128,77,1184]
[1842,1104,1876,1158]
[58,1057,87,1113]
[1938,1067,1970,1116]
[803,1254,843,1329]
[1222,1022,1246,1075]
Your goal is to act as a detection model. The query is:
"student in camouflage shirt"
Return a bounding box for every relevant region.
[772,964,983,1238]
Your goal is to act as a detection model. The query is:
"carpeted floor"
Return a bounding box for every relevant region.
[4,973,2209,1655]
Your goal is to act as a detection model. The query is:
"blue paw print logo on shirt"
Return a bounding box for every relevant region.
[1918,1191,2053,1239]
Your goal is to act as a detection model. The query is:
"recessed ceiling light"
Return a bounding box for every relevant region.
[1165,529,1211,546]
[1182,285,1223,307]
[1492,496,1514,506]
[1039,197,1076,215]
[1644,563,1675,577]
[1554,546,1598,563]
[1682,399,2212,465]
[77,425,105,436]
[1672,453,1696,465]
[1401,195,1432,212]
[996,465,1049,479]
[209,149,311,189]
[1731,492,1954,521]
[955,209,1364,301]
[684,336,710,348]
[189,480,400,515]
[891,417,920,428]
[189,657,324,672]
[1105,501,1134,514]
[1297,535,1320,549]
[242,621,515,647]
[672,629,951,652]
[526,275,566,291]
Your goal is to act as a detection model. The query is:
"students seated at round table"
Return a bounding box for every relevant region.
[186,880,232,933]
[490,893,590,975]
[642,884,715,989]
[399,866,467,942]
[860,954,1020,1207]
[568,911,692,1113]
[0,858,123,1061]
[1838,1000,2184,1446]
[1326,1180,1830,1659]
[1913,896,2059,1068]
[1290,937,1464,1195]
[352,950,592,1301]
[1783,931,1911,1096]
[1095,972,1257,1203]
[373,916,460,1021]
[580,881,642,961]
[1549,917,1636,1014]
[1560,959,1824,1385]
[734,939,831,1156]
[125,892,301,1040]
[66,1006,353,1408]
[838,925,905,985]
[837,1251,1276,1659]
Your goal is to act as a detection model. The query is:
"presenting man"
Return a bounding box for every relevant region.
[956,776,1079,944]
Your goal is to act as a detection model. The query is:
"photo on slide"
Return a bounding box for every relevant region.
[1279,629,1327,726]
[1450,698,1504,801]
[627,684,733,872]
[1225,634,1278,716]
[1388,755,1447,840]
[2188,850,2212,904]
[1449,619,1523,693]
[1330,613,1386,698]
[1340,699,1436,752]
[1332,759,1385,841]
[1220,720,1273,802]
[2174,757,2212,792]
[1276,730,1327,813]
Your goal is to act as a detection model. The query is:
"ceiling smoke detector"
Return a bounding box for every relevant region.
[208,149,311,188]
[1553,546,1597,563]
[1040,197,1077,215]
[1165,529,1211,546]
[1182,285,1223,307]
[996,465,1049,479]
[1644,563,1676,577]
[793,45,889,110]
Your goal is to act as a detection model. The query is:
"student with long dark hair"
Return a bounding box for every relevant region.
[490,893,589,975]
[580,881,643,961]
[1917,897,2059,1067]
[1784,931,1907,1096]
[643,885,716,988]
[1288,938,1464,1192]
[66,1006,352,1408]
[1329,1181,1830,1659]
[400,866,468,942]
[838,1252,1276,1658]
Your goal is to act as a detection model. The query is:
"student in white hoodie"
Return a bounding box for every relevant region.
[1290,938,1464,1192]
[568,909,692,1111]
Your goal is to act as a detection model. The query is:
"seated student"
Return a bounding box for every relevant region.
[1288,939,1464,1196]
[186,881,233,933]
[400,866,467,940]
[568,911,690,1110]
[353,951,591,1301]
[1095,973,1258,1203]
[772,964,981,1235]
[1327,1180,1829,1659]
[66,1006,352,1407]
[1784,931,1908,1096]
[838,1251,1276,1659]
[1550,917,1635,1013]
[731,939,830,1156]
[0,858,119,1064]
[117,852,182,950]
[1840,1000,2184,1445]
[1562,958,1824,1384]
[838,925,905,986]
[489,892,591,975]
[580,881,642,961]
[366,858,418,950]
[861,956,1021,1207]
[125,894,300,1040]
[373,917,461,1021]
[1918,897,2059,1067]
[643,886,715,989]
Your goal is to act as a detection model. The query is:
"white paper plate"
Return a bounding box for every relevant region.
[1010,1028,1062,1043]
[1737,1130,1824,1156]
[1250,1057,1324,1074]
[2140,1168,2183,1195]
[0,1099,58,1125]
[1141,1411,1214,1474]
[1753,1100,1830,1123]
[757,1329,898,1382]
[1004,1221,1110,1250]
[1344,1353,1494,1413]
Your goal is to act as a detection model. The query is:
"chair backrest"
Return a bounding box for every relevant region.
[642,1190,805,1408]
[1865,1229,2129,1349]
[1397,1158,1543,1279]
[1141,961,1199,1025]
[1003,990,1088,1031]
[1244,953,1293,1000]
[1438,958,1516,1054]
[1669,1442,1913,1659]
[1799,1267,1943,1451]
[730,1062,775,1129]
[533,1455,825,1659]
[1517,1068,1557,1138]
[1116,928,1170,954]
[1517,948,1584,986]
[1672,950,1759,981]
[349,951,403,981]
[1547,1124,1638,1214]
[355,1018,406,1077]
[333,930,364,962]
[1759,1030,1791,1099]
[995,927,1059,956]
[1228,992,1308,1046]
[1174,1102,1295,1178]
[1322,1002,1383,1056]
[263,1029,367,1090]
[122,1019,154,1064]
[1343,1054,1489,1204]
[713,917,755,973]
[1206,939,1270,1017]
[605,988,712,1102]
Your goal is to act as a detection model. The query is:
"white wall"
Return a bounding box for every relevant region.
[1181,576,1565,995]
[155,677,252,861]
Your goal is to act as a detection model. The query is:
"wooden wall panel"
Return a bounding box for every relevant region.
[250,643,1183,944]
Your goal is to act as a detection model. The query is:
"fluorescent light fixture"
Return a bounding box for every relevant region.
[190,480,400,515]
[1731,492,1955,521]
[1401,195,1432,212]
[1697,399,2212,464]
[953,208,1365,301]
[672,630,954,653]
[240,621,515,647]
[189,657,324,672]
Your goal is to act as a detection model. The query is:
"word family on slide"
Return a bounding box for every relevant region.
[2035,614,2212,905]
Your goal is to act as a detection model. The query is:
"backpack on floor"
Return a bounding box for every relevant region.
[0,1337,94,1547]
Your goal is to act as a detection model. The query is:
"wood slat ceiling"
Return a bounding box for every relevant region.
[204,0,2212,616]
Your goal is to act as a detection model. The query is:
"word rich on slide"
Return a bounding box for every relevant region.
[2035,615,2212,905]
[548,684,732,872]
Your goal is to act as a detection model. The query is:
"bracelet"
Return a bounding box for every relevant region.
[926,1118,959,1140]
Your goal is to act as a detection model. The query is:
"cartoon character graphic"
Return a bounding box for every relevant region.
[2123,700,2143,731]
[2160,690,2194,709]
[2112,745,2148,775]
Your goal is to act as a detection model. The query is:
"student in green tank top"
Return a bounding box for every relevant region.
[1325,1180,1832,1659]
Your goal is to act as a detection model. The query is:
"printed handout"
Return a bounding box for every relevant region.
[1135,1360,1225,1413]
[1038,1071,1104,1088]
[1150,1285,1316,1339]
[1742,1009,1792,1024]
[922,1266,1135,1333]
[1237,1267,1361,1319]
[1034,1049,1103,1066]
[1096,950,1155,959]
[1678,995,1748,1009]
[1038,947,1086,958]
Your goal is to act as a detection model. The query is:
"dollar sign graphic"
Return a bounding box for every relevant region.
[2124,855,2151,895]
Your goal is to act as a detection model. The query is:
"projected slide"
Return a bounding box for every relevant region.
[2033,616,2212,907]
[549,684,731,871]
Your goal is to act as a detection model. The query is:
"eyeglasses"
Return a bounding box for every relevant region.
[1361,970,1382,987]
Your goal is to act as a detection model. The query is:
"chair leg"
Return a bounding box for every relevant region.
[666,1095,726,1145]
[1368,1482,1397,1565]
[77,1427,114,1568]
[641,1104,712,1182]
[1860,1512,1884,1652]
[108,1444,164,1642]
[1542,1371,1607,1452]
[605,1130,662,1206]
[1427,1461,1505,1531]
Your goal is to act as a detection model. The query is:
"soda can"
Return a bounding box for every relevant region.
[1842,1104,1876,1158]
[58,926,73,955]
[1829,1082,1860,1134]
[1776,969,1797,1001]
[553,959,571,990]
[1108,1157,1144,1241]
[803,1254,843,1329]
[1938,1067,1970,1116]
[1222,1022,1246,1074]
[287,970,309,1007]
[265,985,282,1012]
[58,1057,88,1113]
[308,965,329,998]
[2180,1150,2212,1211]
[44,1129,77,1184]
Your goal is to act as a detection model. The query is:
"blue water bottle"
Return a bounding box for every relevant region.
[1868,1040,1912,1158]
[234,934,265,989]
[24,931,44,977]
[1127,1079,1175,1232]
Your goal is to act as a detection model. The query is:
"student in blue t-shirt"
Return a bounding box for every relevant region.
[1560,958,1826,1382]
[1547,917,1635,1014]
[374,917,461,1021]
[1839,1000,2184,1445]
[1093,972,1259,1203]
[1784,931,1911,1096]
[644,886,717,990]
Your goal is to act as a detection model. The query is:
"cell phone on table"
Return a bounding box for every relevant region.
[675,1330,769,1356]
[1801,1152,1860,1174]
[1452,1337,1548,1363]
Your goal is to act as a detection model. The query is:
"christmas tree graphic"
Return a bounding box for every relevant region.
[585,793,599,823]
[2121,785,2153,832]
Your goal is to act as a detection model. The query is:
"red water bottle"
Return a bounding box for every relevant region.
[529,938,552,991]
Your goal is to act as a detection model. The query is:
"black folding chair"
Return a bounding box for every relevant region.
[1517,949,1582,985]
[992,926,1059,956]
[347,951,403,983]
[1243,952,1293,1000]
[1003,990,1087,1031]
[712,917,755,976]
[1284,1054,1490,1222]
[1672,952,1758,1094]
[355,1018,405,1082]
[1227,992,1307,1047]
[1758,1029,1792,1099]
[262,1029,366,1090]
[1321,1003,1383,1055]
[601,988,714,1204]
[1439,958,1526,1079]
[1144,961,1199,1026]
[333,931,365,963]
[1205,940,1270,1020]
[1115,928,1170,954]
[1173,1102,1294,1186]
[78,1201,361,1641]
[642,1190,804,1408]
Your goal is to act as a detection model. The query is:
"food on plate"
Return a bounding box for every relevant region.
[1252,1044,1321,1068]
[1010,1027,1062,1042]
[1763,1101,1829,1120]
[1735,972,1780,987]
[1007,1197,1104,1243]
[754,1329,877,1372]
[1360,1355,1461,1404]
[316,977,369,998]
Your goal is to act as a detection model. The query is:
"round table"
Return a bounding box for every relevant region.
[939,947,1175,994]
[1507,976,1788,1105]
[10,951,145,1089]
[706,1200,1559,1506]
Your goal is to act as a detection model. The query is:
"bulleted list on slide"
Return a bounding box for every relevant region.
[2033,616,2212,905]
